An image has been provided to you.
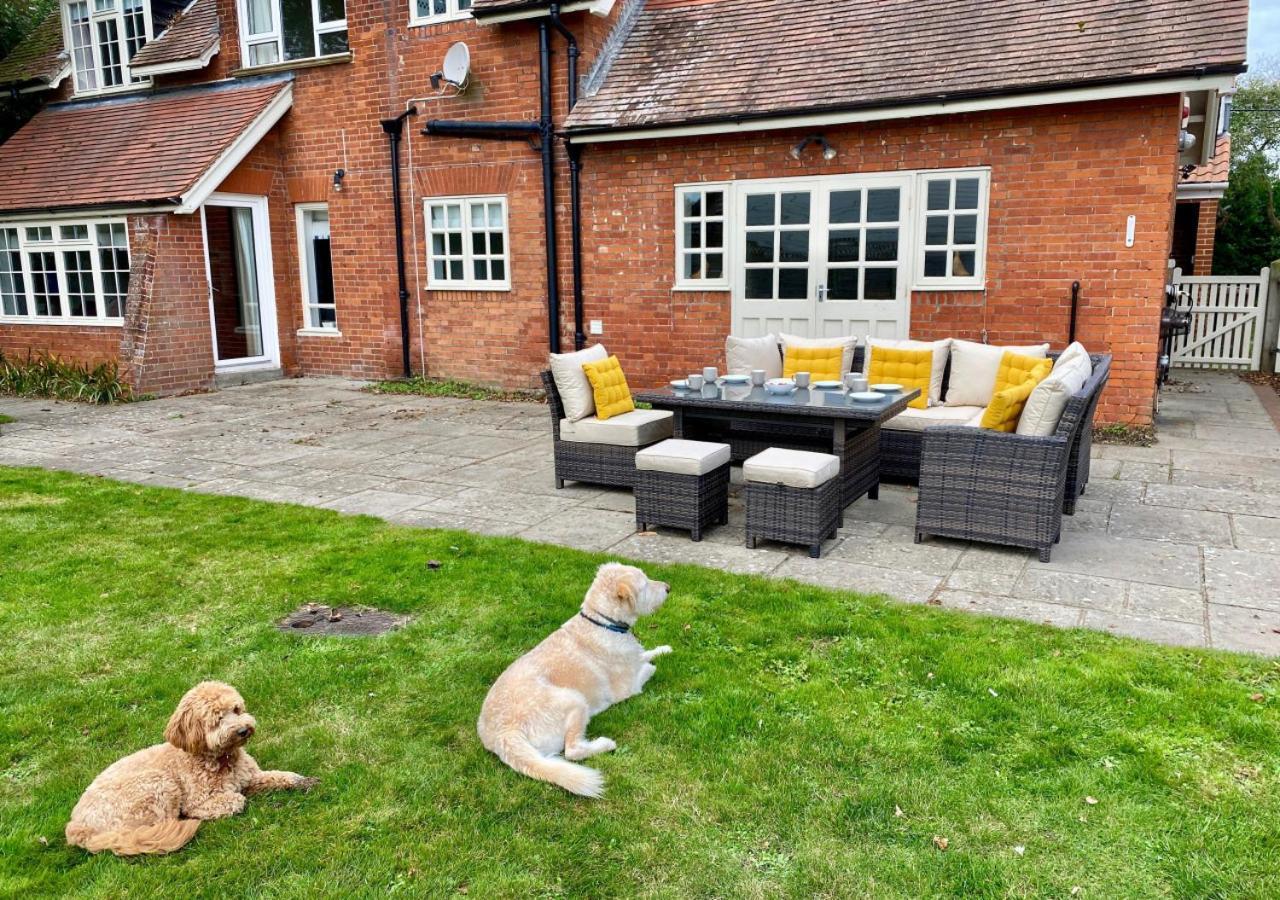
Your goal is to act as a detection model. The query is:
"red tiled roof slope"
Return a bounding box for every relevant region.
[0,9,69,89]
[131,0,220,70]
[565,0,1250,132]
[0,77,290,214]
[1183,134,1230,184]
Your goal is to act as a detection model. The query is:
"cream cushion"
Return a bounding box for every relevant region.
[944,340,1050,408]
[1016,353,1091,437]
[636,439,731,476]
[863,337,950,406]
[780,333,857,376]
[744,447,839,489]
[725,333,783,379]
[883,405,986,433]
[1054,341,1093,379]
[559,409,673,447]
[550,344,608,421]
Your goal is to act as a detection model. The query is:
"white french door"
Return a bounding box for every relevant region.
[732,173,912,340]
[201,193,280,372]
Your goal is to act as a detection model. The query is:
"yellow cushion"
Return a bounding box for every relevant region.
[981,353,1053,431]
[868,346,933,410]
[993,351,1054,395]
[783,344,845,382]
[581,355,635,421]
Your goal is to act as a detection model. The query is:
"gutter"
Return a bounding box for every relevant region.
[0,198,179,221]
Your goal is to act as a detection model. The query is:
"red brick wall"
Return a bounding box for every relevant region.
[574,96,1182,425]
[1193,198,1218,275]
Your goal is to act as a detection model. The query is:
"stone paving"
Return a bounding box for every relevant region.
[2,371,1278,654]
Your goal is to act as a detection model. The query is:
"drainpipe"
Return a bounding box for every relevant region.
[381,106,418,378]
[548,3,586,350]
[1068,281,1081,345]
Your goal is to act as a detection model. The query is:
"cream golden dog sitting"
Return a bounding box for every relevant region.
[66,681,317,856]
[478,562,672,798]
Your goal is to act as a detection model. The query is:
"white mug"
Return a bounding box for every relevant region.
[844,373,868,393]
[687,373,704,390]
[751,368,766,386]
[702,366,718,383]
[794,371,811,388]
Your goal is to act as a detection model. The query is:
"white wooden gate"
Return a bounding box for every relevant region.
[1170,268,1271,370]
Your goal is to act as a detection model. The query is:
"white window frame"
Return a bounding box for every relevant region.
[62,0,153,97]
[673,182,730,291]
[295,203,339,335]
[911,168,990,291]
[410,0,472,27]
[424,195,511,291]
[0,218,131,326]
[236,0,348,69]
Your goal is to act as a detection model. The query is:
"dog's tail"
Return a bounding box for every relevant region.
[492,733,605,798]
[66,818,201,856]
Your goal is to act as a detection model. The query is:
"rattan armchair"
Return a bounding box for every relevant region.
[541,370,659,489]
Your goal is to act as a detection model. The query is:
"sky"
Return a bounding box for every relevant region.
[1250,0,1280,70]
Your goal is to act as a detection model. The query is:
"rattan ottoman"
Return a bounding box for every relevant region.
[744,447,842,558]
[635,439,732,541]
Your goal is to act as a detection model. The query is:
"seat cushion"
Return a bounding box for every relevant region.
[1017,353,1091,436]
[867,346,932,410]
[862,337,950,406]
[744,447,840,488]
[549,344,608,421]
[883,405,986,433]
[780,333,857,376]
[559,409,674,447]
[636,439,731,476]
[581,355,634,421]
[944,339,1049,407]
[726,333,783,379]
[783,344,845,382]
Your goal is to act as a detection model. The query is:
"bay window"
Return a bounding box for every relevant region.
[64,0,151,95]
[0,221,131,325]
[239,0,348,67]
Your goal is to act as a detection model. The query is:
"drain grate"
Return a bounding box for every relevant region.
[276,604,410,637]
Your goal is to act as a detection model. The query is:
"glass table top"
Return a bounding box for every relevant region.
[634,382,921,419]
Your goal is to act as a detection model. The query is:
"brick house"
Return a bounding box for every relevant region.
[0,0,1248,424]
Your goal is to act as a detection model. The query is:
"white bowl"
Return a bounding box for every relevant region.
[848,391,886,403]
[764,378,797,395]
[870,383,903,393]
[670,379,689,389]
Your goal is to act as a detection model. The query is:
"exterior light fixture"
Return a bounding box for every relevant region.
[789,134,837,161]
[333,168,346,192]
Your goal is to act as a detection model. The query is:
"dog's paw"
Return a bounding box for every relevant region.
[592,737,617,754]
[295,776,320,791]
[650,645,674,657]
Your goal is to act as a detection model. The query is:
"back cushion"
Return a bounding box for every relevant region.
[581,355,635,421]
[725,333,782,378]
[945,340,1049,407]
[783,345,845,381]
[980,379,1039,432]
[550,343,609,421]
[993,352,1053,395]
[868,346,932,410]
[1016,354,1091,436]
[779,333,857,375]
[863,337,950,406]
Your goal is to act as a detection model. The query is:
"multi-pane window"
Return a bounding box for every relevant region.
[0,221,131,324]
[824,186,903,301]
[297,204,337,329]
[412,0,471,25]
[917,172,987,287]
[742,189,812,301]
[674,185,727,289]
[240,0,348,67]
[64,0,150,95]
[425,196,510,290]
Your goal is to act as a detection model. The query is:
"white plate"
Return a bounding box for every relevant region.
[848,391,886,403]
[870,383,903,393]
[670,380,689,389]
[720,374,750,384]
[813,380,843,389]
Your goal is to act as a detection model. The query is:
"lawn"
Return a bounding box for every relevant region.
[2,467,1278,898]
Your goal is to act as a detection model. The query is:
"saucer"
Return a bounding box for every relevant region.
[848,391,886,403]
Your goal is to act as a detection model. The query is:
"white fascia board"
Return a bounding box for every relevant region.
[0,205,176,222]
[1176,182,1228,201]
[176,82,293,214]
[475,0,613,26]
[131,42,220,77]
[15,60,72,94]
[567,74,1239,144]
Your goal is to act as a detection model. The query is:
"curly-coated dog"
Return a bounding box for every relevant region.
[65,681,317,855]
[478,562,672,798]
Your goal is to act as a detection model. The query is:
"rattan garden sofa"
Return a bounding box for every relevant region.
[913,354,1111,561]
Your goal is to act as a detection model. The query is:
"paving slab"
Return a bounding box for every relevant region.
[1232,515,1280,556]
[518,509,641,553]
[774,556,942,604]
[1107,502,1233,547]
[931,590,1084,628]
[1202,547,1280,611]
[1080,611,1206,648]
[1013,569,1128,611]
[1027,532,1202,590]
[1143,483,1278,519]
[1207,604,1280,655]
[1127,583,1207,624]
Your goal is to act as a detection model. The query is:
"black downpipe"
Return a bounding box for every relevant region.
[538,20,561,354]
[381,106,418,378]
[1068,281,1081,345]
[549,4,585,350]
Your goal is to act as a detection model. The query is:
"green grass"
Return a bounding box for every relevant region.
[365,376,540,403]
[2,467,1278,898]
[0,413,13,425]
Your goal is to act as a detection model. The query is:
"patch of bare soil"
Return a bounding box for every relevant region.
[1162,379,1206,394]
[1092,423,1157,446]
[276,604,410,637]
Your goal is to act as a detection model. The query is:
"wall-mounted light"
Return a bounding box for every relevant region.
[333,168,346,192]
[790,134,837,162]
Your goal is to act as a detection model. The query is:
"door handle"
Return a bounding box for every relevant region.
[816,284,828,302]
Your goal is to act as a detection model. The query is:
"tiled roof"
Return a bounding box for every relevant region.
[1182,134,1230,184]
[565,0,1250,133]
[131,0,220,72]
[0,9,70,90]
[0,76,291,214]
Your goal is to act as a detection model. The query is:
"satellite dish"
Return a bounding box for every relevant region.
[441,42,470,90]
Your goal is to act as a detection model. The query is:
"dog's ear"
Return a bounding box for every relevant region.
[164,689,208,755]
[615,573,639,609]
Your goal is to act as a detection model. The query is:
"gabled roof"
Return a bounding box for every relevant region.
[130,0,220,75]
[0,9,70,92]
[0,76,293,216]
[565,0,1249,136]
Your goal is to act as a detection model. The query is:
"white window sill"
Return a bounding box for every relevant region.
[910,281,986,292]
[672,282,730,293]
[409,12,473,27]
[297,327,342,337]
[0,316,123,327]
[425,282,511,292]
[231,53,353,78]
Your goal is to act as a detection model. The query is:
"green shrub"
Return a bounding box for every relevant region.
[0,350,134,404]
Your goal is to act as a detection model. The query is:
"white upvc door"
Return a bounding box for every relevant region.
[732,173,913,340]
[201,193,280,372]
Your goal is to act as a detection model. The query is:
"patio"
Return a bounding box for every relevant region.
[1,370,1277,654]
